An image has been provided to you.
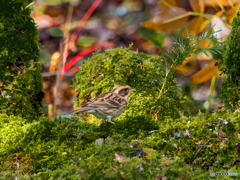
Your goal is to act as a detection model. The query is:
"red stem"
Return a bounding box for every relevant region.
[68,0,102,47]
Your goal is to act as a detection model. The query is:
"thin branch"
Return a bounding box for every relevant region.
[53,2,74,117]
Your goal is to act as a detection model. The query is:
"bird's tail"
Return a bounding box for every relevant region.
[64,107,89,115]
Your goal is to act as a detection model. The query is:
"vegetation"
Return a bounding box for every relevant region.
[219,10,240,109]
[0,0,44,120]
[1,0,240,179]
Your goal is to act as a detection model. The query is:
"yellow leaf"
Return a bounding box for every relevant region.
[158,0,180,9]
[182,17,204,39]
[191,65,218,84]
[226,3,240,23]
[182,10,224,39]
[189,0,205,13]
[21,7,23,11]
[204,0,240,6]
[141,7,189,33]
[49,51,61,73]
[51,51,60,61]
[202,10,224,27]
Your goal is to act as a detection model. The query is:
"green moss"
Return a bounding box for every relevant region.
[219,9,240,109]
[1,109,240,179]
[71,45,189,123]
[0,0,43,120]
[1,3,239,179]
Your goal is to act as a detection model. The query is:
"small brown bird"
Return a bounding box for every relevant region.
[67,82,134,124]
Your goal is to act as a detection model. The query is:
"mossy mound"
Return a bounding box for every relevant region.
[0,0,43,120]
[71,46,190,123]
[219,10,240,109]
[1,109,240,179]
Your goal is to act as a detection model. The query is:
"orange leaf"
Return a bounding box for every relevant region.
[215,10,224,17]
[141,7,189,33]
[191,65,218,84]
[175,64,191,75]
[195,39,211,48]
[182,17,204,39]
[189,0,205,13]
[173,53,194,75]
[184,53,195,64]
[226,3,240,23]
[158,0,180,9]
[204,0,240,6]
[49,51,60,73]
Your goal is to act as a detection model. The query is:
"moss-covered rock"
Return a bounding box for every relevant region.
[72,45,189,123]
[0,0,43,120]
[219,9,240,109]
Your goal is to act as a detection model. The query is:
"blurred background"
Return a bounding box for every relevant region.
[31,0,240,118]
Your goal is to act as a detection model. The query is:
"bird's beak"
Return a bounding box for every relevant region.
[130,87,134,92]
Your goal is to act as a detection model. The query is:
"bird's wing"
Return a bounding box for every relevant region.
[83,92,122,108]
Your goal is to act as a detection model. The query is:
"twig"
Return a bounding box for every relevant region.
[150,106,154,117]
[53,2,74,117]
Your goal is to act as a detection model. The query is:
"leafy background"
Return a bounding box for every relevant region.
[34,0,240,117]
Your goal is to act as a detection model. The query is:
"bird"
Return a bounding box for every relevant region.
[66,82,134,124]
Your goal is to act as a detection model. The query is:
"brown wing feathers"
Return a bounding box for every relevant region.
[66,107,91,114]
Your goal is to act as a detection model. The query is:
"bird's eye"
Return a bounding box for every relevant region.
[124,88,128,91]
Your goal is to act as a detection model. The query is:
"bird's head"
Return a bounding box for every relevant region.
[111,82,134,99]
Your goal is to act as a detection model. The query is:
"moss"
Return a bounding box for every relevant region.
[219,9,240,109]
[71,45,189,123]
[1,3,240,179]
[0,0,43,120]
[1,109,240,179]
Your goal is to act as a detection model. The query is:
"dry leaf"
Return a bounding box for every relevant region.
[195,39,211,49]
[137,163,145,172]
[95,138,104,146]
[174,53,194,74]
[175,64,191,75]
[191,65,218,84]
[49,51,60,73]
[196,140,206,145]
[189,0,205,13]
[114,153,129,163]
[190,10,224,37]
[214,129,229,145]
[155,174,167,180]
[120,171,125,179]
[211,17,231,41]
[158,0,180,9]
[226,3,240,23]
[234,108,240,114]
[107,167,116,172]
[207,144,214,149]
[182,17,205,39]
[141,7,189,33]
[204,0,240,6]
[215,9,225,17]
